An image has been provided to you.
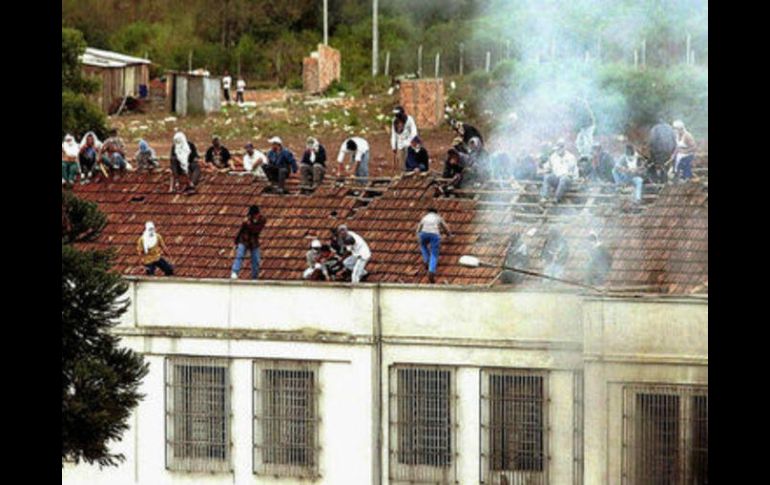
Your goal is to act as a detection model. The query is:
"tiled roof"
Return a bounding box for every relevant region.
[73,169,707,293]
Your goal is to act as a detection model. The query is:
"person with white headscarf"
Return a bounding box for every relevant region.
[136,221,174,276]
[169,131,201,194]
[672,119,696,181]
[62,134,80,185]
[300,136,327,190]
[78,131,102,182]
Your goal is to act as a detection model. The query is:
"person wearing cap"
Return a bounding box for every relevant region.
[303,239,329,280]
[241,142,267,178]
[391,105,418,168]
[404,136,429,173]
[580,142,614,183]
[613,144,645,204]
[204,135,233,172]
[231,205,267,280]
[300,137,327,189]
[416,208,452,283]
[672,120,696,180]
[337,136,370,183]
[136,221,173,276]
[540,139,578,203]
[336,225,371,283]
[264,136,298,193]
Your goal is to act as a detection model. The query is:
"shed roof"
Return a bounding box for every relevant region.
[81,47,151,68]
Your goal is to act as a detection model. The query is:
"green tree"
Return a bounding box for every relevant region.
[62,28,106,139]
[62,191,148,467]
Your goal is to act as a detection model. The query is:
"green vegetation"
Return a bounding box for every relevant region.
[62,28,107,138]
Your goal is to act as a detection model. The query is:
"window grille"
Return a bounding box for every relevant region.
[389,365,457,483]
[165,357,231,472]
[622,384,708,484]
[253,360,321,478]
[480,369,548,484]
[573,370,584,485]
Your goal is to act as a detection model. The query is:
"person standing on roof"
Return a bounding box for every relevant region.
[613,144,645,205]
[100,128,129,173]
[222,70,232,105]
[78,132,102,183]
[231,205,267,280]
[236,76,246,104]
[136,221,174,276]
[300,137,327,190]
[391,105,418,168]
[62,134,80,186]
[169,131,202,194]
[672,120,696,181]
[204,135,233,172]
[264,136,297,194]
[337,136,370,183]
[416,208,452,283]
[337,225,371,283]
[241,142,267,178]
[540,139,578,204]
[134,139,159,171]
[404,136,429,173]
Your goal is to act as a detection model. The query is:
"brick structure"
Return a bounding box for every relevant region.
[399,78,446,129]
[302,44,341,94]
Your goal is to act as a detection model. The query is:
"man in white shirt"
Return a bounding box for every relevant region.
[222,71,232,104]
[540,139,578,203]
[236,77,246,104]
[337,225,370,283]
[337,136,370,183]
[391,106,418,169]
[241,143,267,178]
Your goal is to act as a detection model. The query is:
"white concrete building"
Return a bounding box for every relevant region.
[63,278,707,485]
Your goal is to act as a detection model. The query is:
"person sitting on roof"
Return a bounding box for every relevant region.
[303,239,330,280]
[436,148,468,196]
[337,225,370,283]
[392,105,418,168]
[204,135,233,172]
[337,136,370,184]
[169,131,202,194]
[136,221,174,276]
[585,231,612,286]
[416,208,453,283]
[580,142,614,183]
[231,205,267,280]
[613,144,645,204]
[490,152,513,180]
[100,128,129,173]
[264,136,298,194]
[62,134,80,186]
[404,136,429,173]
[540,139,578,204]
[78,132,102,184]
[449,119,484,147]
[542,228,569,279]
[134,139,159,171]
[300,137,327,190]
[241,142,267,178]
[511,151,539,181]
[672,119,696,181]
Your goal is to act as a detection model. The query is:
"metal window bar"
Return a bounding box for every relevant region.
[573,370,584,485]
[253,360,321,479]
[165,356,231,472]
[622,384,708,485]
[480,369,548,485]
[389,365,457,484]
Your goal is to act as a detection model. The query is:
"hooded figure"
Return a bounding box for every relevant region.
[136,221,173,276]
[173,132,191,173]
[135,139,159,170]
[77,132,102,181]
[169,132,201,193]
[141,221,158,254]
[62,134,80,184]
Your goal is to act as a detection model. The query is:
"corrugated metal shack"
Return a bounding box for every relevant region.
[165,71,222,116]
[80,48,151,114]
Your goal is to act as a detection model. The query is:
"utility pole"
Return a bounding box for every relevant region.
[435,52,440,78]
[384,51,390,77]
[417,44,423,77]
[372,0,379,76]
[459,43,464,76]
[188,50,192,73]
[323,0,328,46]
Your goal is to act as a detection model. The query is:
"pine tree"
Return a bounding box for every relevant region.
[62,191,148,467]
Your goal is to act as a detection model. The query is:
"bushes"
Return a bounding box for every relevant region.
[62,91,107,139]
[62,28,106,139]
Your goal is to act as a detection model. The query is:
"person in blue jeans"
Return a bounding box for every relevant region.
[231,205,267,280]
[416,208,453,283]
[612,144,644,204]
[337,137,370,185]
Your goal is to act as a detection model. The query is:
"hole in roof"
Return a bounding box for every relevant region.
[329,210,338,218]
[130,195,145,202]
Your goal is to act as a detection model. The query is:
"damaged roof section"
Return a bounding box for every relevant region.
[73,170,707,294]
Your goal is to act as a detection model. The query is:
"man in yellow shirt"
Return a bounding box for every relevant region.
[136,222,174,276]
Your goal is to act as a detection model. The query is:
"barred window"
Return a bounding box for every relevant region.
[389,365,456,484]
[165,357,231,472]
[253,360,320,478]
[622,384,708,484]
[481,369,548,484]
